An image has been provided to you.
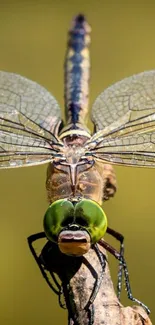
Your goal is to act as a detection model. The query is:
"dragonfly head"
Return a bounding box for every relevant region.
[43,198,107,256]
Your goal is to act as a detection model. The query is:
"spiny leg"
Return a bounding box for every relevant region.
[99,239,150,314]
[84,244,106,310]
[27,233,62,297]
[87,304,95,325]
[106,227,124,299]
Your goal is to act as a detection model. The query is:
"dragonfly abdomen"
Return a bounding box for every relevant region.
[64,14,91,128]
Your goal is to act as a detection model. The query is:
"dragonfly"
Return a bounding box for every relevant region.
[0,13,154,314]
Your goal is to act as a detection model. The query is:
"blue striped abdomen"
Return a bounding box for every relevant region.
[64,14,91,127]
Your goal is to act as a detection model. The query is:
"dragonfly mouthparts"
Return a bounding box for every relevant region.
[58,227,91,256]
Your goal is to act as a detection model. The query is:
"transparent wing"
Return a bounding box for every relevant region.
[85,132,155,167]
[0,71,64,168]
[85,71,155,167]
[91,70,155,140]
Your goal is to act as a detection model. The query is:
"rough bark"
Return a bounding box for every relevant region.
[57,245,152,325]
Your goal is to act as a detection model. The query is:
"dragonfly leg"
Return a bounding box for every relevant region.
[84,244,106,310]
[106,227,124,300]
[27,233,62,298]
[99,239,150,314]
[87,304,95,325]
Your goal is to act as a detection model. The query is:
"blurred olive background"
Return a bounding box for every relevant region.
[0,0,155,324]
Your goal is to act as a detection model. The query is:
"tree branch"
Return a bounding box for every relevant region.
[28,234,152,325]
[57,245,152,325]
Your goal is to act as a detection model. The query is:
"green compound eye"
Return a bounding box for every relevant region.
[43,199,74,242]
[75,199,107,244]
[43,198,107,246]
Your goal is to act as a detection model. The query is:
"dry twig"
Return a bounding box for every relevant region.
[57,245,152,325]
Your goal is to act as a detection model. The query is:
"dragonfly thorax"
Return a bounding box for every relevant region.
[46,144,116,205]
[52,149,95,193]
[62,145,86,164]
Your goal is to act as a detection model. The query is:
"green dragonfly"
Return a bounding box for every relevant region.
[0,14,153,315]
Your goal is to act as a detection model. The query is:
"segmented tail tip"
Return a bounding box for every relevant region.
[70,14,91,33]
[75,14,86,23]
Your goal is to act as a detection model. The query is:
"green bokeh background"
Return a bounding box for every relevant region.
[0,1,155,324]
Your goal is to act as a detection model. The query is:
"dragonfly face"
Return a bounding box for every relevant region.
[43,198,107,256]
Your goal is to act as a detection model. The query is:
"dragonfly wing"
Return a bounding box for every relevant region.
[0,71,64,168]
[91,70,155,140]
[85,132,155,167]
[85,71,155,167]
[0,131,58,168]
